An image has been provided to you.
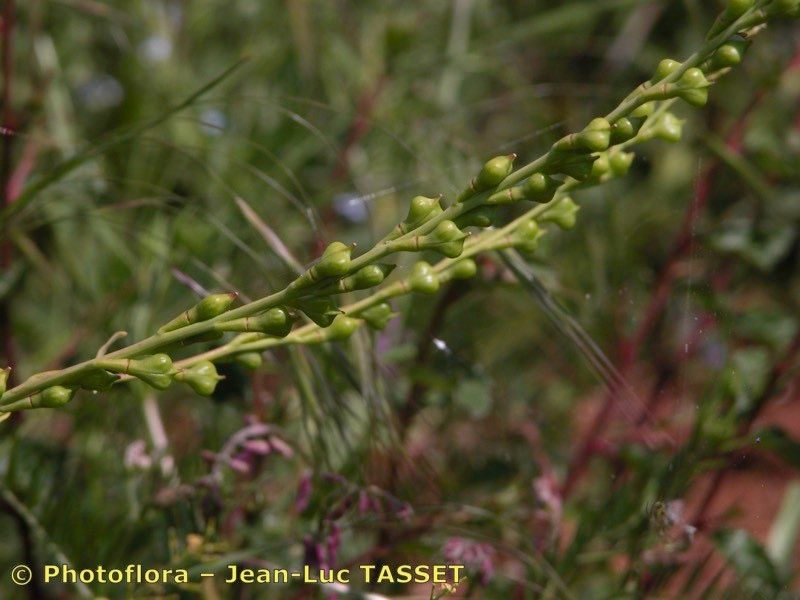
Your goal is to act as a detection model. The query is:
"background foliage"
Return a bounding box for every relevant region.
[2,0,800,597]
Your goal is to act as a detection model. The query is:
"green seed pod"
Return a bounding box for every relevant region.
[175,361,223,397]
[651,58,681,82]
[553,118,611,153]
[676,68,710,107]
[449,258,478,280]
[590,154,611,179]
[427,221,468,258]
[544,151,597,181]
[652,113,685,143]
[395,221,467,258]
[458,155,516,201]
[454,205,499,229]
[409,261,440,295]
[336,264,395,293]
[293,242,354,287]
[515,220,544,254]
[158,292,237,334]
[0,367,9,397]
[314,242,353,278]
[30,386,75,409]
[393,195,444,236]
[540,197,579,230]
[78,368,119,391]
[294,297,341,327]
[477,155,515,188]
[610,118,636,143]
[234,352,263,370]
[301,314,363,344]
[216,307,294,337]
[97,354,175,390]
[710,38,749,69]
[608,149,635,177]
[487,175,558,205]
[631,102,656,119]
[359,303,397,330]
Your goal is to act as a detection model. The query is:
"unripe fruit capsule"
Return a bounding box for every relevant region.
[31,386,75,408]
[611,118,636,143]
[540,197,579,230]
[234,352,263,370]
[158,292,237,334]
[97,354,175,390]
[409,262,440,295]
[175,361,223,396]
[457,155,516,202]
[217,307,293,337]
[294,297,341,327]
[653,113,685,143]
[359,303,396,330]
[652,58,681,82]
[515,220,543,254]
[449,259,478,280]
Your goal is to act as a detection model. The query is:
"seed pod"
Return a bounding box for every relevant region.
[335,264,395,293]
[708,0,755,38]
[590,154,611,180]
[234,352,263,370]
[652,113,685,143]
[78,368,119,391]
[293,297,341,327]
[608,149,635,177]
[515,220,544,254]
[544,152,597,181]
[631,102,655,119]
[709,37,749,69]
[300,314,363,344]
[540,197,579,230]
[676,68,710,107]
[216,307,294,337]
[294,242,354,287]
[651,58,681,82]
[448,258,478,280]
[409,261,439,295]
[157,292,237,334]
[487,173,560,205]
[610,118,636,143]
[97,354,175,390]
[391,195,444,237]
[458,155,516,202]
[0,367,9,397]
[359,303,397,330]
[454,205,499,229]
[315,242,353,278]
[29,386,75,409]
[175,361,223,396]
[394,220,467,258]
[553,118,611,153]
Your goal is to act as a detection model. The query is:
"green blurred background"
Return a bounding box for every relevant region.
[2,0,800,597]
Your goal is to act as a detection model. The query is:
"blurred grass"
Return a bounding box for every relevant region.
[1,0,800,597]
